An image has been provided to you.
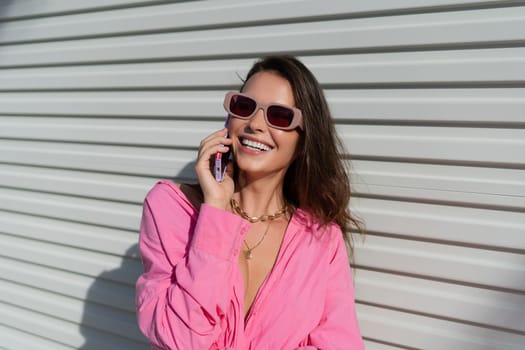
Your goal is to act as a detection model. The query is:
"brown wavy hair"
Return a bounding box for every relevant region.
[240,55,364,255]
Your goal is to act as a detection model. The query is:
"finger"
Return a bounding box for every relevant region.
[197,143,230,164]
[198,131,231,158]
[199,128,228,148]
[223,161,234,180]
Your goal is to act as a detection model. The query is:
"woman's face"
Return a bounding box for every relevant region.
[228,71,301,181]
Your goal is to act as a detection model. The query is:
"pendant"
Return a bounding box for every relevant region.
[244,250,253,260]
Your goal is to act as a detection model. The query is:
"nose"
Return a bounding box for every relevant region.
[247,107,267,131]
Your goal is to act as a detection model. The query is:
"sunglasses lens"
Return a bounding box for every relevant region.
[267,105,295,128]
[229,95,256,118]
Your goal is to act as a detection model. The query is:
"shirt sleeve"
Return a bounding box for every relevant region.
[301,227,365,350]
[135,182,249,350]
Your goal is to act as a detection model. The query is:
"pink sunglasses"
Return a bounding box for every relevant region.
[224,92,304,131]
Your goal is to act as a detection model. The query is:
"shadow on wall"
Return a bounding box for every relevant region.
[79,161,198,350]
[0,1,15,18]
[79,245,149,350]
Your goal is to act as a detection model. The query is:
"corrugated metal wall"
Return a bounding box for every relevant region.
[0,1,524,349]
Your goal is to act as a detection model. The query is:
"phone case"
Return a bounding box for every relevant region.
[214,116,230,182]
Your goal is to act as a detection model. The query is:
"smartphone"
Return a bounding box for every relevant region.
[214,117,231,182]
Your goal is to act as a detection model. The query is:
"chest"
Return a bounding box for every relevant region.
[238,220,287,318]
[230,230,329,349]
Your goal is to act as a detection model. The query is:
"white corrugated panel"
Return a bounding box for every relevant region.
[0,0,523,349]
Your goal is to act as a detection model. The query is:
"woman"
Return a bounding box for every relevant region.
[136,55,364,349]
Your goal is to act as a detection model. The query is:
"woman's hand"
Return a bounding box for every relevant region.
[195,128,234,210]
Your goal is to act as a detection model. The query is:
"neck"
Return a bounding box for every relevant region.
[234,172,287,216]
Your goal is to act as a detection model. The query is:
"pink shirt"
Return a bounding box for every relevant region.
[136,181,364,350]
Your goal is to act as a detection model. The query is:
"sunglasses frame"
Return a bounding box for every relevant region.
[223,91,304,131]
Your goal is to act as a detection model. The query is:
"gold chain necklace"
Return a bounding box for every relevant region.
[230,197,288,260]
[230,198,288,223]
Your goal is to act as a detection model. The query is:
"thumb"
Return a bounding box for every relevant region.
[225,162,235,179]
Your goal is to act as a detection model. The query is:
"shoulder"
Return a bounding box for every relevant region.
[141,181,201,245]
[293,208,344,252]
[140,181,201,262]
[144,180,201,214]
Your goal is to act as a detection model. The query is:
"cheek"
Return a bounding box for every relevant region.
[227,117,239,133]
[274,129,300,149]
[228,117,252,135]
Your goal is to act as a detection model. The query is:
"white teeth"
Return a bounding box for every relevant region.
[242,138,271,151]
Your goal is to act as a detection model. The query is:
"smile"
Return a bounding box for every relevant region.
[241,138,272,152]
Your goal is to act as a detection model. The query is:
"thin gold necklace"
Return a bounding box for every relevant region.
[230,198,288,223]
[243,222,271,260]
